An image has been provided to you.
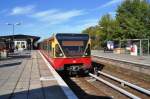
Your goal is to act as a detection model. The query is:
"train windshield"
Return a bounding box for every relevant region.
[61,41,85,57]
[56,34,89,57]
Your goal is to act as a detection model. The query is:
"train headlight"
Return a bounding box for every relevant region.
[59,53,63,57]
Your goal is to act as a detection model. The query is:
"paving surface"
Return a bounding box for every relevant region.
[92,50,150,66]
[0,50,69,99]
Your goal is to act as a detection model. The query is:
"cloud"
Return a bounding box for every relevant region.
[100,0,124,8]
[10,5,35,15]
[75,19,98,29]
[22,18,98,40]
[90,0,124,11]
[46,19,98,33]
[31,9,85,25]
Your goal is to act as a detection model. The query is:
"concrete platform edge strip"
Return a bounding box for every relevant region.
[93,55,150,67]
[39,51,78,99]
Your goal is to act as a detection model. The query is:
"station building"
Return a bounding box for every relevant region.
[0,34,40,52]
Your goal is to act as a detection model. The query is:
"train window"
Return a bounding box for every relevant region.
[53,48,54,57]
[44,44,46,50]
[60,41,87,57]
[42,44,44,50]
[47,45,50,51]
[48,43,52,57]
[84,44,91,56]
[55,44,63,57]
[48,43,51,51]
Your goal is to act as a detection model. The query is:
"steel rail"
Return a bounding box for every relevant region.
[98,71,150,96]
[89,73,141,99]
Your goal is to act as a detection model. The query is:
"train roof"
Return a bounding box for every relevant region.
[55,33,89,35]
[55,33,89,41]
[40,33,89,43]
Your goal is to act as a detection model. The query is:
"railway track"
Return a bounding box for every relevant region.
[60,63,150,99]
[62,76,112,99]
[89,72,150,99]
[62,72,150,99]
[91,56,150,98]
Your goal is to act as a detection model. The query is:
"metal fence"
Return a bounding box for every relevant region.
[113,39,150,56]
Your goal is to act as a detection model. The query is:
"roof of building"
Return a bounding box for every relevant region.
[0,34,40,41]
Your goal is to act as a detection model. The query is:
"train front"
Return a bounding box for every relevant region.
[55,33,91,74]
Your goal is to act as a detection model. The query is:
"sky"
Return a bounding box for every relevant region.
[0,0,138,40]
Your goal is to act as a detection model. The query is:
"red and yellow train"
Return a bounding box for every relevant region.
[39,33,92,74]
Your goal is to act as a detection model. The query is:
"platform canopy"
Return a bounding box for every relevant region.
[0,34,40,42]
[0,34,40,50]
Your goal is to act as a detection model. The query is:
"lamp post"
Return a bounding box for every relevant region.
[6,23,21,35]
[6,22,21,52]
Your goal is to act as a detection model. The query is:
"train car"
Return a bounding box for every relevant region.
[40,33,91,74]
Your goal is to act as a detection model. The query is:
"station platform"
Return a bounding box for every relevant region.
[0,50,77,99]
[92,50,150,75]
[92,50,150,66]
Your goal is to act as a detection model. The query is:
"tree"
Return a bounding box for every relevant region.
[82,14,121,49]
[116,0,150,39]
[82,26,103,49]
[99,14,121,40]
[82,0,150,49]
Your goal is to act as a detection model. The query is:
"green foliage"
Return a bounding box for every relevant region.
[99,14,121,40]
[82,0,150,49]
[82,26,103,49]
[116,0,150,39]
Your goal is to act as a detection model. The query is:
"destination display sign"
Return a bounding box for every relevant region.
[62,41,84,46]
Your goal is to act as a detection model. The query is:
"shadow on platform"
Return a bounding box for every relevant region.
[0,85,71,99]
[0,61,22,68]
[0,83,112,99]
[0,51,31,69]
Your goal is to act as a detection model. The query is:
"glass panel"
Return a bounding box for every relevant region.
[56,34,89,57]
[85,44,91,56]
[60,40,87,57]
[62,46,84,57]
[55,44,63,57]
